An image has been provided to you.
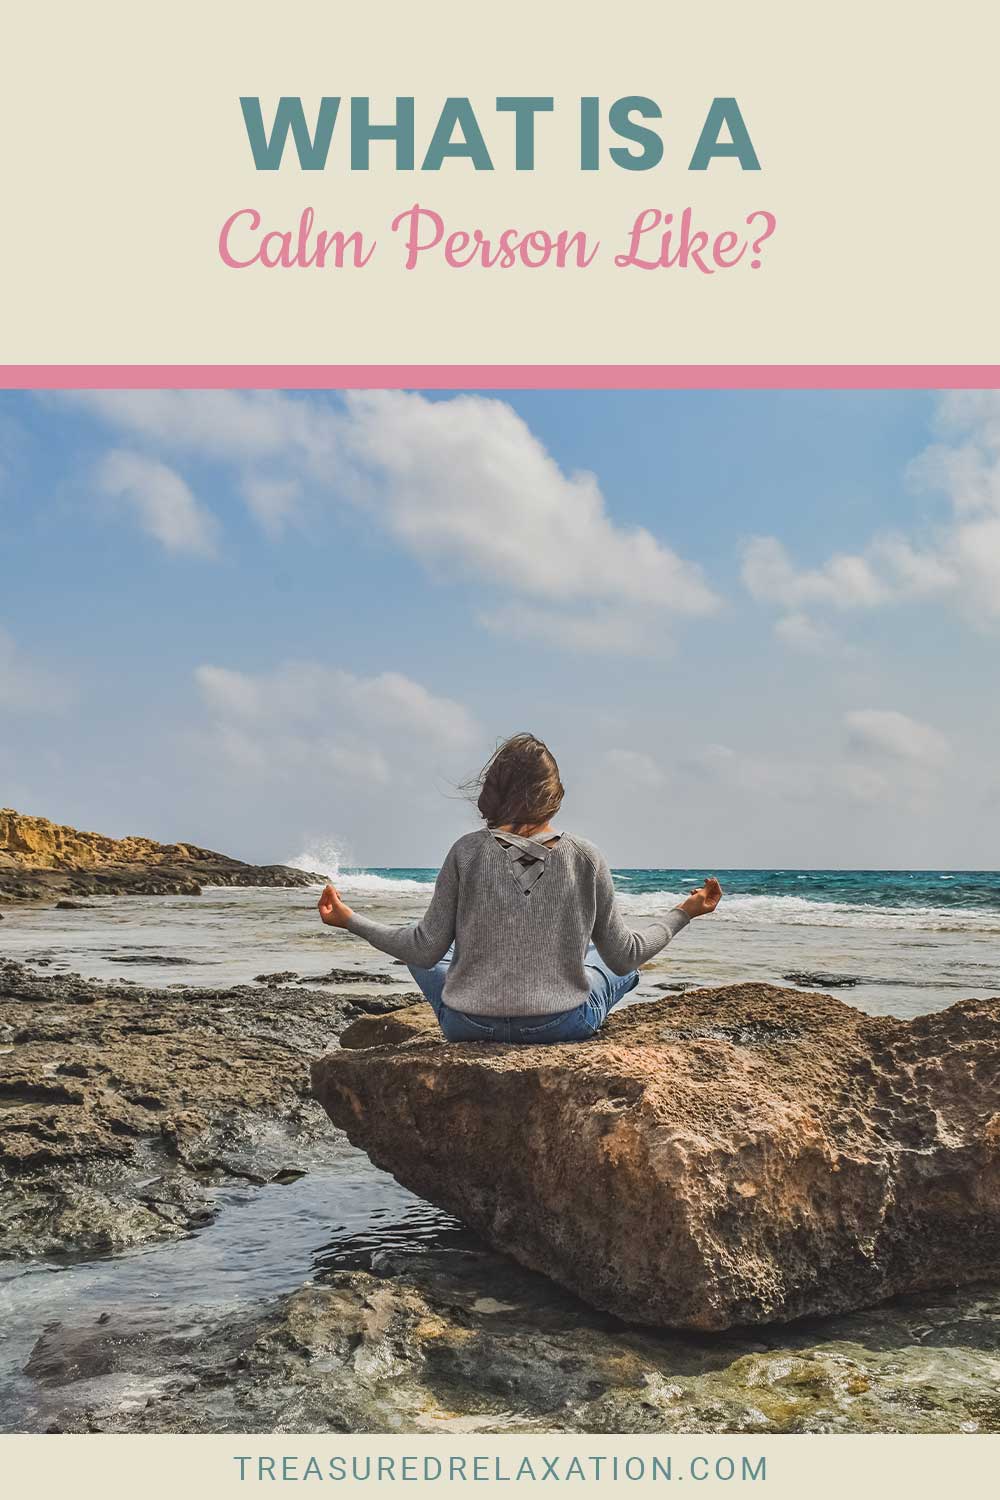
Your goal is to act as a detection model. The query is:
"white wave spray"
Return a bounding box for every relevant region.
[287,839,435,895]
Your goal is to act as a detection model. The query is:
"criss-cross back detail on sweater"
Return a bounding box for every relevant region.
[488,828,563,897]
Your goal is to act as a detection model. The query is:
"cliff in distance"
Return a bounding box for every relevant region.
[0,808,234,871]
[0,808,319,902]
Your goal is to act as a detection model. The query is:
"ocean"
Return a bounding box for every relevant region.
[3,863,997,1019]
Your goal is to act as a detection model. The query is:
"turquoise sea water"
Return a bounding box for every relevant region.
[354,866,1000,914]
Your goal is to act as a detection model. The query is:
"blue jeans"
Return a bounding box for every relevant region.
[407,944,640,1043]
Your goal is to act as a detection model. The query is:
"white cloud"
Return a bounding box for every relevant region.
[163,657,486,863]
[742,537,888,610]
[904,397,1000,617]
[603,748,665,788]
[773,611,842,654]
[946,515,1000,614]
[180,658,481,860]
[831,762,890,804]
[340,392,718,617]
[844,709,949,766]
[197,660,479,747]
[54,389,719,654]
[347,669,477,747]
[195,665,262,719]
[681,741,821,801]
[97,449,217,556]
[868,535,956,597]
[196,720,391,786]
[60,390,338,468]
[64,390,339,541]
[677,727,949,817]
[745,393,1000,633]
[194,660,479,786]
[241,475,301,534]
[0,628,75,714]
[907,441,1000,519]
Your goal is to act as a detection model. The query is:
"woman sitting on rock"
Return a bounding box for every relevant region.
[317,733,721,1043]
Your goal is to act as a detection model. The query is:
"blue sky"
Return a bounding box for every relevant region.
[1,388,998,869]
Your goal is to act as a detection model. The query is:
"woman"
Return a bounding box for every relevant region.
[318,733,721,1043]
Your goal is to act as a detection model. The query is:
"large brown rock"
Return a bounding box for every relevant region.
[311,984,1000,1331]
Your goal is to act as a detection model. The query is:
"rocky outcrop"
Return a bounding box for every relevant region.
[0,808,226,871]
[312,983,1000,1331]
[0,808,321,903]
[0,960,416,1257]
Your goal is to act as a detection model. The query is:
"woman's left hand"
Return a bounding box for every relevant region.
[318,883,354,928]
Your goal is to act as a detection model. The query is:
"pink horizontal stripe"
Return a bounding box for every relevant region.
[1,365,999,390]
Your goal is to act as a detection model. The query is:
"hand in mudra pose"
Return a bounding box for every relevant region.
[678,876,723,919]
[318,884,354,928]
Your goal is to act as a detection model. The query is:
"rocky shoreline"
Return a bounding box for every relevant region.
[0,860,321,906]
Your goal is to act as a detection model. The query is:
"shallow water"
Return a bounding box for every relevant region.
[3,1155,999,1434]
[0,1147,474,1431]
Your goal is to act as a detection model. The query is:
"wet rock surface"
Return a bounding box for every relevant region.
[782,971,863,989]
[25,1249,1000,1434]
[313,982,1000,1331]
[0,960,415,1257]
[0,861,320,905]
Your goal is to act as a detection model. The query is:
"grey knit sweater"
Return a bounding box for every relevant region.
[345,828,691,1017]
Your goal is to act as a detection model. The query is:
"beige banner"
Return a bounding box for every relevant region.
[1,1434,998,1496]
[1,0,998,364]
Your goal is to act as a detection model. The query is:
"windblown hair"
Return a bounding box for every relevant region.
[467,733,565,834]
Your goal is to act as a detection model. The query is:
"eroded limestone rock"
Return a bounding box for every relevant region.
[313,983,1000,1329]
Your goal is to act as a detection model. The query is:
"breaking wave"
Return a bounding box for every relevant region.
[288,842,435,896]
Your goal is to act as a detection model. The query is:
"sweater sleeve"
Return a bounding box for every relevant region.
[344,842,460,967]
[590,850,691,972]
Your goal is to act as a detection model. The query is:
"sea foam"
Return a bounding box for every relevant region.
[288,842,435,896]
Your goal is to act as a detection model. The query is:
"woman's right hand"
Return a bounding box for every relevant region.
[318,883,354,928]
[679,876,723,919]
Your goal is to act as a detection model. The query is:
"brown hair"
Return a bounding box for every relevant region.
[468,733,565,833]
